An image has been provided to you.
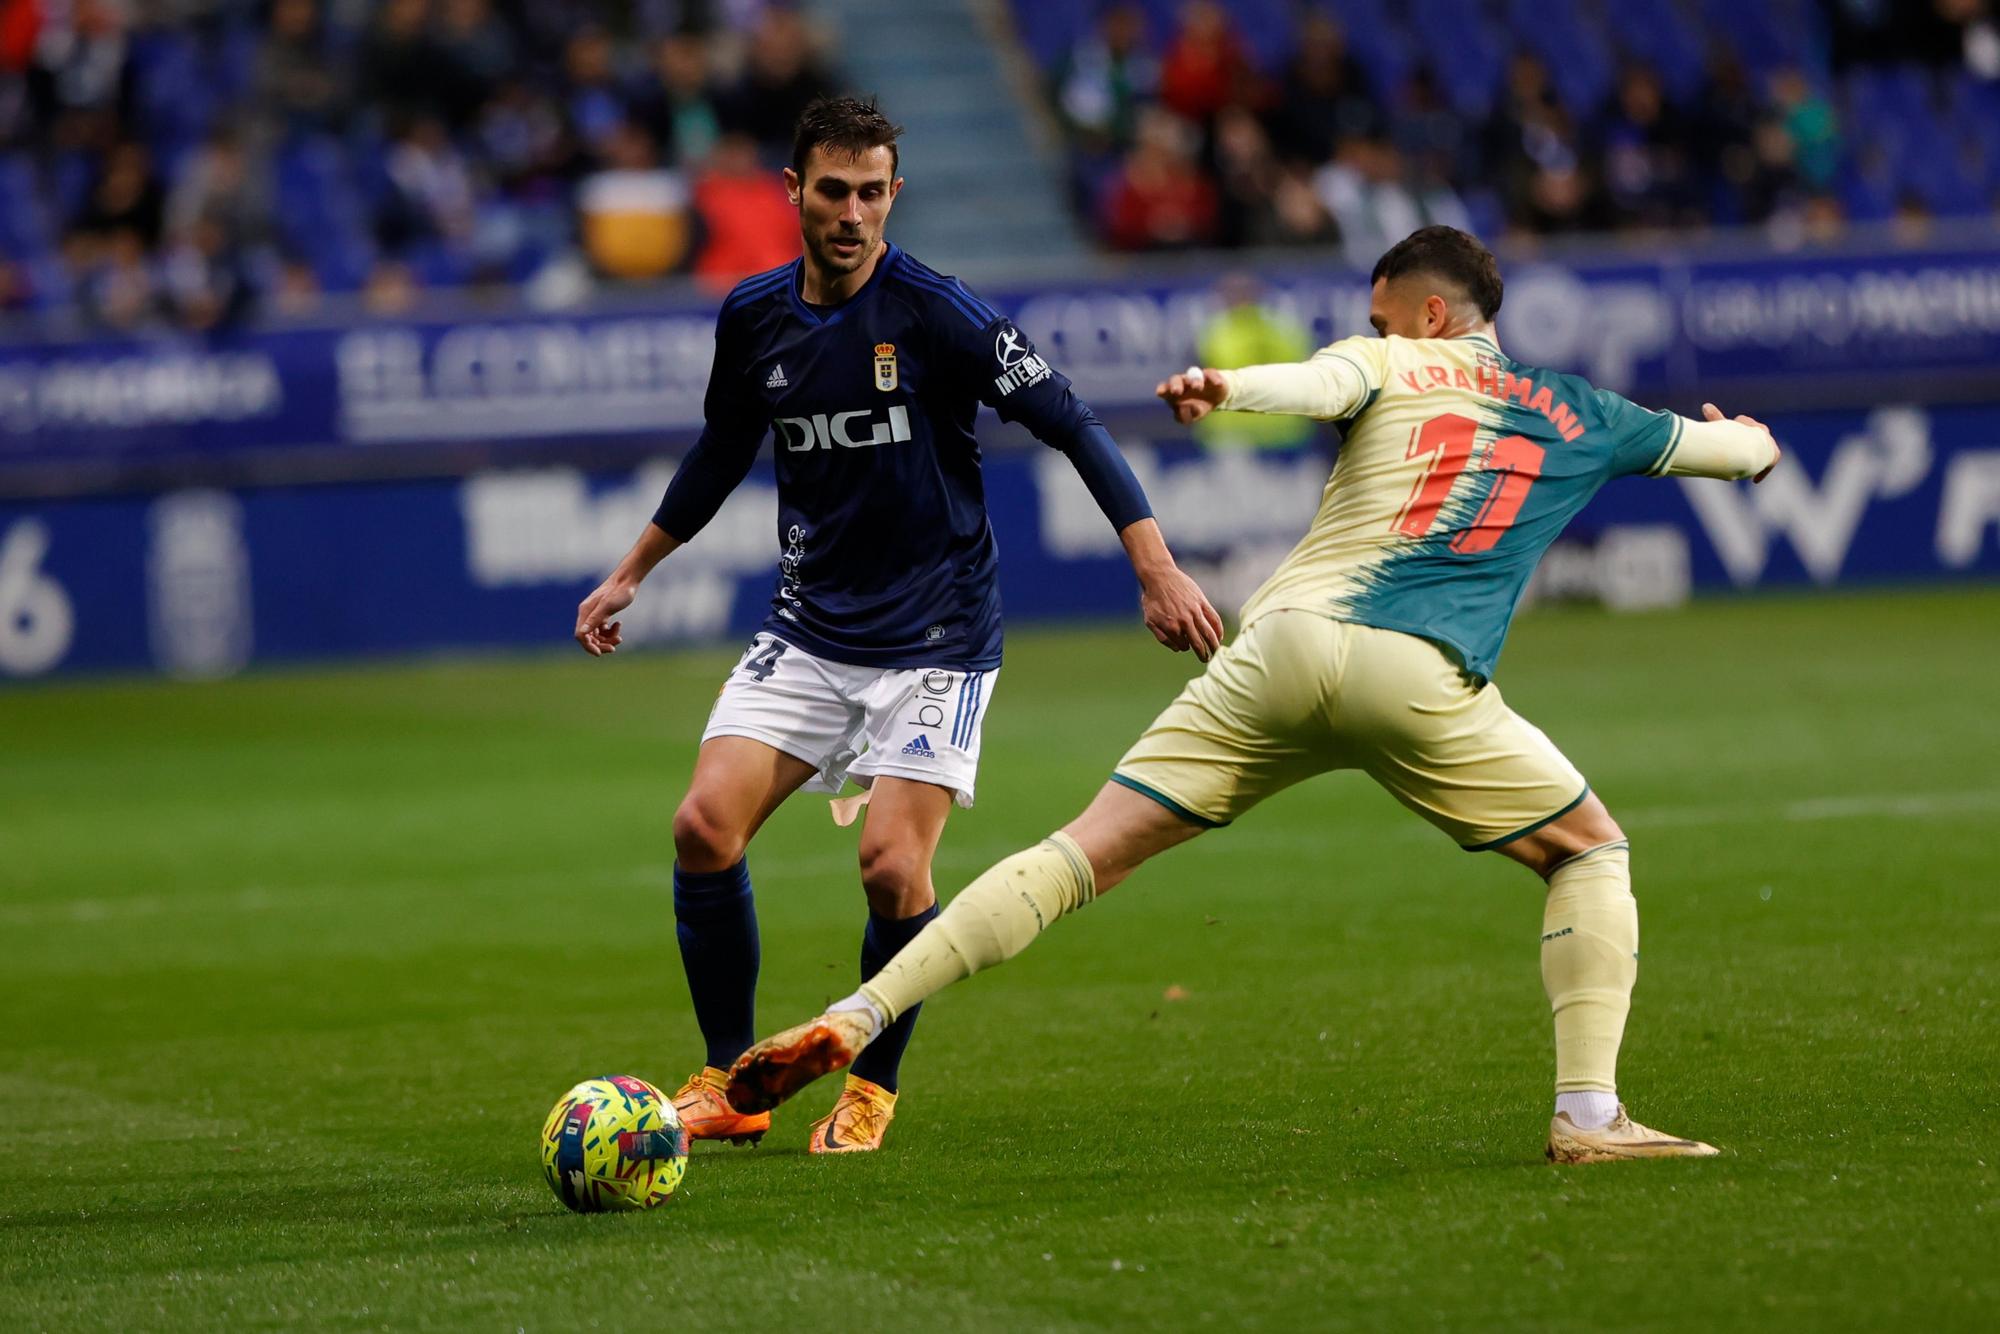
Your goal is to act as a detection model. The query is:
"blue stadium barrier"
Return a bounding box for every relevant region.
[3,402,1997,681]
[5,240,2000,488]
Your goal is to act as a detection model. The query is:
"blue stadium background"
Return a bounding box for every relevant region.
[2,0,1997,680]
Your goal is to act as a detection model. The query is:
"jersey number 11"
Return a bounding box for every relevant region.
[1395,411,1547,555]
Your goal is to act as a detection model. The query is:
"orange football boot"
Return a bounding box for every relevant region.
[670,1067,770,1145]
[725,1008,874,1114]
[808,1075,898,1154]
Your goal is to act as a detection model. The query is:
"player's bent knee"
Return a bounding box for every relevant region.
[857,841,933,915]
[1565,801,1625,852]
[1497,793,1626,879]
[1085,841,1150,897]
[672,799,748,872]
[1062,783,1209,897]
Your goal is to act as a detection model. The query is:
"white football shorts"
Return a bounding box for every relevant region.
[702,632,999,808]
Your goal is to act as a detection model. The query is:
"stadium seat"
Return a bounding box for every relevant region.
[1410,0,1506,118]
[1610,4,1707,104]
[1507,0,1615,118]
[1007,0,1098,70]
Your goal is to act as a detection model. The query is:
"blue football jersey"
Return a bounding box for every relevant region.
[657,243,1129,670]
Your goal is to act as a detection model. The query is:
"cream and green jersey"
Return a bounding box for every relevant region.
[1221,332,1774,681]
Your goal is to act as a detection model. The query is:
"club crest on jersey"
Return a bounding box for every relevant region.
[873,343,898,392]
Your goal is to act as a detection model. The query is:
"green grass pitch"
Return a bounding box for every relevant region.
[3,587,1996,1331]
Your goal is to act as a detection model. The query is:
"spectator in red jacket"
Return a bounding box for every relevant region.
[1157,0,1253,125]
[690,131,796,290]
[1100,107,1218,250]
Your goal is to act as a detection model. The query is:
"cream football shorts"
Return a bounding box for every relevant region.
[703,632,998,808]
[1111,611,1589,850]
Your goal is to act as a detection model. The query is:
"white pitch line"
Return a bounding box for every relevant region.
[1622,789,2000,829]
[1780,790,2000,821]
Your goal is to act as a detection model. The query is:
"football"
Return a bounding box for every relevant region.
[539,1075,687,1213]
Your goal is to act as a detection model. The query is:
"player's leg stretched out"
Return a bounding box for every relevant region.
[729,612,1720,1163]
[725,779,1201,1113]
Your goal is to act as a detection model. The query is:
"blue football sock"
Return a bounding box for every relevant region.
[672,860,758,1071]
[850,901,939,1093]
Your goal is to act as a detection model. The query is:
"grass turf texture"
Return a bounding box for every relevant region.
[3,587,1996,1331]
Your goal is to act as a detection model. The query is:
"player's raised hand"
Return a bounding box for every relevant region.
[1156,366,1231,425]
[1702,401,1784,483]
[574,576,636,656]
[1140,563,1226,662]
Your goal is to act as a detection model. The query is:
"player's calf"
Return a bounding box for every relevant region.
[1539,841,1637,1109]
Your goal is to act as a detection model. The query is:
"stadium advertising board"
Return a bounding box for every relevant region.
[3,404,1997,681]
[4,243,2000,479]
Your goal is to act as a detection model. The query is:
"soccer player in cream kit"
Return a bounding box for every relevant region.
[731,226,1784,1165]
[573,98,1221,1153]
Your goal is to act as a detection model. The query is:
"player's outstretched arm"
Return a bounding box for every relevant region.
[1155,366,1232,425]
[1696,402,1792,486]
[1157,344,1373,424]
[574,524,680,656]
[1602,387,1783,484]
[1644,401,1783,483]
[1120,518,1224,661]
[1696,402,1784,483]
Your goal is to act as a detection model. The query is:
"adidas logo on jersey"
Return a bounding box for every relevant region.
[766,364,789,389]
[900,734,936,758]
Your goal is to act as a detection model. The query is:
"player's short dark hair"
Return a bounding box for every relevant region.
[791,96,904,180]
[1370,226,1504,321]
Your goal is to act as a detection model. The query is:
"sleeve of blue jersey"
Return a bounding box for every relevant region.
[897,263,1005,330]
[903,264,1153,533]
[652,292,774,541]
[652,424,761,541]
[1057,415,1154,532]
[719,263,795,317]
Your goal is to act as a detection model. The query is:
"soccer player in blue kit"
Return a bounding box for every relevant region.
[574,98,1223,1153]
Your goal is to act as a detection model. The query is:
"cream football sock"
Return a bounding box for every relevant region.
[855,833,1097,1023]
[1541,842,1637,1128]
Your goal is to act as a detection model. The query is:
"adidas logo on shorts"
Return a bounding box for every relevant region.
[900,734,936,758]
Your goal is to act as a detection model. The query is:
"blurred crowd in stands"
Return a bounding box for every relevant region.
[5,0,2000,333]
[0,0,837,329]
[1024,0,2000,255]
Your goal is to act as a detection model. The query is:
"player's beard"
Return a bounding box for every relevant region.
[810,224,875,277]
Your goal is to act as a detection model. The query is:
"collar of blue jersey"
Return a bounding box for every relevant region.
[1453,330,1501,352]
[788,242,902,327]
